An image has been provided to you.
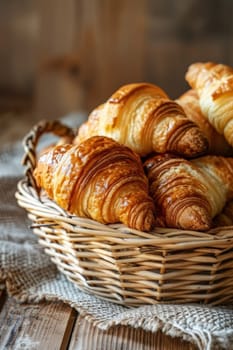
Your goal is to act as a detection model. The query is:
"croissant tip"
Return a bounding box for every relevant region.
[178,127,209,157]
[128,207,155,232]
[142,211,155,232]
[178,206,211,231]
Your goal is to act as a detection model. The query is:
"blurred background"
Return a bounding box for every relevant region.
[0,0,233,144]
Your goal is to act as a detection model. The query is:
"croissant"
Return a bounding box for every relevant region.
[75,83,208,157]
[185,62,233,147]
[34,135,155,232]
[176,89,232,156]
[144,154,233,231]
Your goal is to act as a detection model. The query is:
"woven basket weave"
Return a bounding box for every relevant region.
[16,120,233,306]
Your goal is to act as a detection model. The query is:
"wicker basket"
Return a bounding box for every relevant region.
[16,120,233,306]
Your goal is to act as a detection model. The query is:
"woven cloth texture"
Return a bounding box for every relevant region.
[1,114,233,350]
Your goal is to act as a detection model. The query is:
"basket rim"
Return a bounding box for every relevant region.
[16,176,233,249]
[16,119,233,249]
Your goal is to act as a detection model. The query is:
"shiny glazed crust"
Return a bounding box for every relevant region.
[75,83,208,157]
[34,135,155,232]
[144,154,233,231]
[185,62,233,147]
[176,89,232,156]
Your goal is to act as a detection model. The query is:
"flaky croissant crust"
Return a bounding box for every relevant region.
[186,62,233,100]
[185,62,233,146]
[75,83,208,157]
[176,89,232,156]
[34,135,155,232]
[144,154,212,231]
[144,153,233,231]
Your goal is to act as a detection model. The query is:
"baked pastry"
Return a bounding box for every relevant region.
[185,62,233,147]
[144,154,233,231]
[34,135,155,232]
[75,83,208,157]
[176,89,232,156]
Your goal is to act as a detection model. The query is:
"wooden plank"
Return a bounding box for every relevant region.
[0,1,39,97]
[145,36,227,100]
[35,0,147,118]
[35,0,82,120]
[69,314,197,350]
[0,297,77,350]
[74,0,147,111]
[224,0,233,64]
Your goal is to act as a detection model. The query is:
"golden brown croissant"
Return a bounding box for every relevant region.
[34,135,155,232]
[185,62,233,147]
[75,83,208,157]
[176,89,232,156]
[144,154,233,231]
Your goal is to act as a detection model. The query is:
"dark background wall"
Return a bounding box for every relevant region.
[0,0,233,141]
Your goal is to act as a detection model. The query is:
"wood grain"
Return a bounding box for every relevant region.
[35,0,147,118]
[0,297,76,350]
[74,0,147,110]
[0,0,39,97]
[146,36,227,100]
[69,314,197,350]
[1,0,233,119]
[35,0,82,120]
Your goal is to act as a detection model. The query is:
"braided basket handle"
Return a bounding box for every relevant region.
[22,120,75,188]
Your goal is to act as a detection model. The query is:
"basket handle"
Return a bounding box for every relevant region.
[22,120,75,188]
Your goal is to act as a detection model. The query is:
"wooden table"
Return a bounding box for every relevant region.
[0,290,197,350]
